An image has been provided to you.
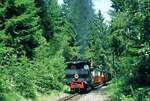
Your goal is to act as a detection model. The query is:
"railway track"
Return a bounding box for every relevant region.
[57,83,106,101]
[57,93,80,101]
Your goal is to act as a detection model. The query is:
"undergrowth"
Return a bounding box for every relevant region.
[106,77,150,101]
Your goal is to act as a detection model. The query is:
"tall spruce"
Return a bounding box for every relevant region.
[0,0,44,59]
[87,11,109,66]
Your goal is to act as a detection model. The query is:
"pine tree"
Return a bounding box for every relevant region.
[86,10,110,72]
[0,0,44,59]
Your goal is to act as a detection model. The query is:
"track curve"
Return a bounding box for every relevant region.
[57,94,80,101]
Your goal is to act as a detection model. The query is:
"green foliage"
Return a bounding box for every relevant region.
[34,45,65,93]
[86,11,111,74]
[0,0,40,99]
[0,56,37,100]
[0,0,43,59]
[0,0,76,100]
[108,0,150,100]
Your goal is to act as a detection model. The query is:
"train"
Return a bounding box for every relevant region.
[64,60,111,93]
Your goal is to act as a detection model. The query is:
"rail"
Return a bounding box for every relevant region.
[57,94,79,101]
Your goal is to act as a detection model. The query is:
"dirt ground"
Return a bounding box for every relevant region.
[76,86,111,101]
[48,85,110,101]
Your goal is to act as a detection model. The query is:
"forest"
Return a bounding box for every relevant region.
[0,0,150,101]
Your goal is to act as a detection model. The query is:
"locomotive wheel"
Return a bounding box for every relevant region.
[84,85,92,93]
[87,86,92,92]
[70,89,74,94]
[91,84,95,89]
[70,91,74,94]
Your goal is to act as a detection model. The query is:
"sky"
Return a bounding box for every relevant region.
[58,0,112,22]
[92,0,112,22]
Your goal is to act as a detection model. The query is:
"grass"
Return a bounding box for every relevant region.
[2,92,32,101]
[1,85,69,101]
[36,85,70,101]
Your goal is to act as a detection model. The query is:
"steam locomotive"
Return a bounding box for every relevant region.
[64,60,111,93]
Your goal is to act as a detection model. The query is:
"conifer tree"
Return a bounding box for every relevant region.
[0,0,44,59]
[0,0,45,99]
[109,0,150,100]
[85,10,111,75]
